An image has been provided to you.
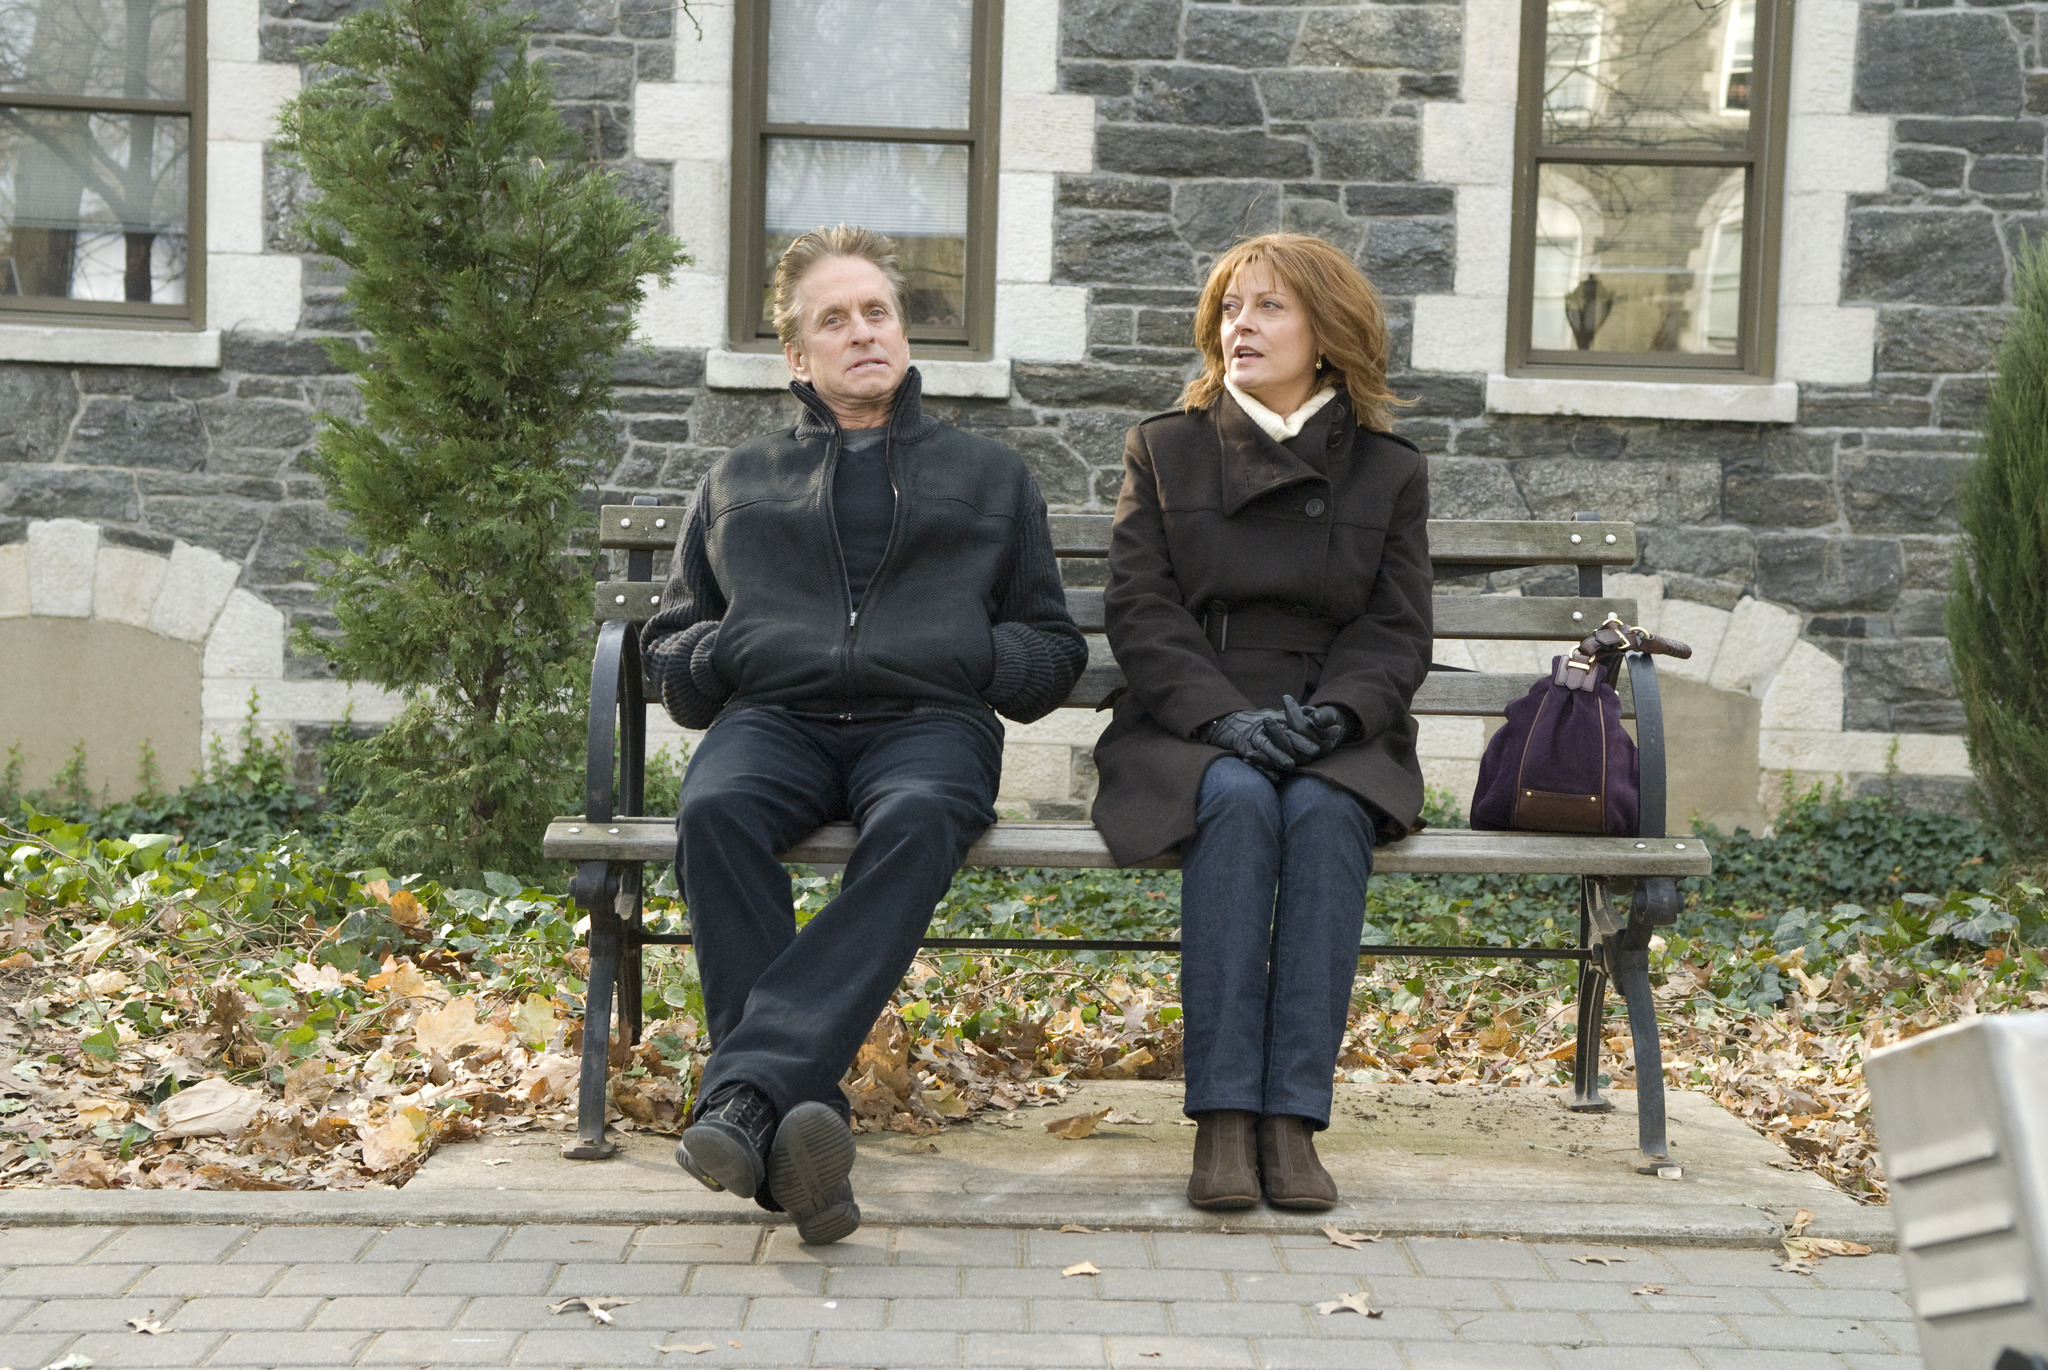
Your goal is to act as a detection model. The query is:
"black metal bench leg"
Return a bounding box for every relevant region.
[1607,943,1671,1172]
[563,861,620,1161]
[1569,880,1612,1113]
[617,865,644,1047]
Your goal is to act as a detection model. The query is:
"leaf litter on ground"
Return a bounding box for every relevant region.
[1315,1291,1380,1317]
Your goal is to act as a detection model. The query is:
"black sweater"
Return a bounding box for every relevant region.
[642,369,1087,737]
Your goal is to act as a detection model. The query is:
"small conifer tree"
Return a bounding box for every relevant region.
[1949,244,2048,861]
[276,0,685,880]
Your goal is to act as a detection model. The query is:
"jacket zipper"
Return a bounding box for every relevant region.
[819,426,857,717]
[841,424,905,716]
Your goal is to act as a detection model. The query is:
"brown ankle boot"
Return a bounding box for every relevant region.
[1258,1114,1339,1210]
[1187,1110,1260,1210]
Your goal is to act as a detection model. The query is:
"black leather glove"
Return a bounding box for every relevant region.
[1197,709,1297,775]
[1275,694,1354,763]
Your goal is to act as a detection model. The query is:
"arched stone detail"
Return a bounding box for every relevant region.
[1417,575,1972,824]
[0,518,398,782]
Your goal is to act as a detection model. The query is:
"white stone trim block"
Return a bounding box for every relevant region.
[94,547,169,629]
[994,284,1090,364]
[1759,640,1846,732]
[1777,305,1880,387]
[1002,0,1060,97]
[1603,572,1665,636]
[1708,596,1804,697]
[1409,294,1508,376]
[1653,599,1732,684]
[997,172,1057,285]
[636,81,730,161]
[206,141,267,256]
[0,542,28,619]
[150,542,242,643]
[669,0,734,83]
[207,59,300,143]
[1486,376,1800,424]
[1000,92,1095,174]
[201,678,405,727]
[208,254,305,335]
[635,271,729,351]
[27,519,98,618]
[0,325,222,369]
[206,0,260,65]
[202,589,287,679]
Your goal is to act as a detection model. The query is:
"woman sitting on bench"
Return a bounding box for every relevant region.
[1091,232,1433,1212]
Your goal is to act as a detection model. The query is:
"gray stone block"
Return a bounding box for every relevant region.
[1893,146,1966,190]
[1345,184,1456,218]
[1095,1268,1229,1302]
[1934,374,1991,429]
[547,1262,689,1295]
[1060,174,1174,213]
[1055,210,1198,285]
[1891,588,1948,635]
[890,1226,1023,1267]
[1894,117,2043,155]
[1846,637,1955,705]
[1840,451,1968,533]
[1312,120,1421,182]
[360,1328,524,1363]
[1843,209,2008,305]
[512,1327,665,1365]
[1875,306,2011,373]
[528,0,616,36]
[962,1331,1109,1366]
[1357,1274,1505,1311]
[1489,1279,1639,1313]
[1971,155,2043,196]
[1182,7,1299,68]
[497,1224,637,1264]
[1172,181,1284,252]
[1250,1338,1405,1369]
[811,1330,963,1367]
[1014,364,1185,411]
[1856,12,2023,117]
[1105,1334,1255,1367]
[1364,216,1455,295]
[687,1262,827,1296]
[68,398,207,472]
[1061,0,1179,60]
[222,336,349,376]
[742,1294,885,1329]
[534,44,634,100]
[1008,429,1096,506]
[1031,1298,1169,1333]
[1170,1300,1313,1337]
[1726,1312,1891,1352]
[0,1228,111,1265]
[1401,1340,1551,1368]
[412,1261,558,1295]
[1755,533,1902,611]
[1259,70,1397,122]
[1724,472,1837,529]
[248,501,356,583]
[686,391,799,448]
[54,1330,225,1368]
[1512,458,1721,525]
[1283,195,1365,254]
[1299,8,1463,72]
[1150,1232,1282,1271]
[91,1227,250,1265]
[0,366,79,463]
[1135,307,1197,348]
[1406,1237,1548,1281]
[1062,60,1134,97]
[311,1294,467,1329]
[883,1296,1026,1330]
[1098,126,1314,180]
[1796,389,1934,429]
[1126,66,1262,126]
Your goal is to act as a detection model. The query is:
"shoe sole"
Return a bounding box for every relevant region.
[769,1102,860,1245]
[1264,1193,1339,1211]
[678,1120,764,1199]
[1188,1191,1259,1211]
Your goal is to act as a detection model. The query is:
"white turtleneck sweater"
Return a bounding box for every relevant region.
[1225,378,1338,444]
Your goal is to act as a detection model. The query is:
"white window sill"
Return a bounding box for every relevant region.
[0,324,221,369]
[706,347,1012,399]
[1486,374,1798,424]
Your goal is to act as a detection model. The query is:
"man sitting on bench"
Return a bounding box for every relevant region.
[642,224,1087,1244]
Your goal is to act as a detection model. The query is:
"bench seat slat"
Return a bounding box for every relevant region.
[1060,651,1629,715]
[544,817,1709,876]
[598,506,1639,566]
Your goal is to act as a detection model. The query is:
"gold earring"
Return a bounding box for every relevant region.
[1316,356,1326,371]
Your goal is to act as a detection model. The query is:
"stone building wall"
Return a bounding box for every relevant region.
[4,0,2041,819]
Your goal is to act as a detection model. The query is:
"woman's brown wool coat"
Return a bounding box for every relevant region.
[1089,389,1435,867]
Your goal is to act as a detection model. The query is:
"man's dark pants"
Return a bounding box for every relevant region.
[675,705,1001,1122]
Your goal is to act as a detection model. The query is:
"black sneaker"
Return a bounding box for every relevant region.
[676,1082,776,1199]
[768,1101,860,1245]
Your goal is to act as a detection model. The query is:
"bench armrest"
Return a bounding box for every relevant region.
[584,618,647,823]
[1624,650,1668,840]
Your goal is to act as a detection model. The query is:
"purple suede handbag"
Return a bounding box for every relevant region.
[1469,619,1692,837]
[1470,655,1639,835]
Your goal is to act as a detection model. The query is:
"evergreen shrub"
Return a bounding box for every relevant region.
[1950,244,2048,860]
[275,0,685,883]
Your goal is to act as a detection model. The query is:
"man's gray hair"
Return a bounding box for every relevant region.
[771,224,909,348]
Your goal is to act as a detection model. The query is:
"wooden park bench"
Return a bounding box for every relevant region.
[543,499,1713,1174]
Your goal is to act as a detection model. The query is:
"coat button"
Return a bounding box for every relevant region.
[1326,429,1343,449]
[1305,498,1327,517]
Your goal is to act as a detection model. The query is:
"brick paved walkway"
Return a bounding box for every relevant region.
[0,1223,1917,1368]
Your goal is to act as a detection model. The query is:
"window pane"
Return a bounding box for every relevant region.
[0,0,185,101]
[763,137,968,329]
[1530,162,1745,357]
[767,0,973,131]
[0,109,187,303]
[1542,0,1752,149]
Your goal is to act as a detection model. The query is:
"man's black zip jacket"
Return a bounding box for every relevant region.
[641,368,1088,740]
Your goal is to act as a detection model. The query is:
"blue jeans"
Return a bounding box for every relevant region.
[675,706,1000,1121]
[1179,758,1374,1128]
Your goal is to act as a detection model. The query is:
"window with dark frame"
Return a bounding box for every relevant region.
[729,0,999,356]
[1509,0,1788,377]
[0,0,203,325]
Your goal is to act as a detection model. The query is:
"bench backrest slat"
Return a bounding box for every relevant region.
[596,580,1635,643]
[596,505,1638,567]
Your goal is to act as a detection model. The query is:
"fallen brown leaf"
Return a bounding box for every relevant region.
[1103,1110,1154,1125]
[126,1312,167,1334]
[1044,1107,1112,1140]
[0,950,33,969]
[156,1077,263,1139]
[1314,1291,1380,1317]
[1062,1261,1101,1278]
[651,1342,713,1355]
[1631,1284,1665,1296]
[1571,1255,1630,1266]
[1059,1224,1097,1234]
[550,1296,634,1324]
[51,1150,117,1189]
[1321,1223,1381,1249]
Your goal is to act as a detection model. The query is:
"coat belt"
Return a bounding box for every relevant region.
[1200,601,1342,654]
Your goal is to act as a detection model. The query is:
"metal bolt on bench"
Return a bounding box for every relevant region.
[544,498,1713,1173]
